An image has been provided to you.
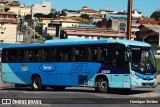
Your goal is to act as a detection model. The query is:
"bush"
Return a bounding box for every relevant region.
[156,58,160,74]
[45,35,53,40]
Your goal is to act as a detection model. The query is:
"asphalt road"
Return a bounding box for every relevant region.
[0,83,160,107]
[0,72,160,107]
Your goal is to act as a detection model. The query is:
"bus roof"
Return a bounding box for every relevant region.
[2,39,151,49]
[3,39,108,48]
[108,39,151,47]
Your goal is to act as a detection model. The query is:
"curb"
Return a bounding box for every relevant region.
[157,75,160,83]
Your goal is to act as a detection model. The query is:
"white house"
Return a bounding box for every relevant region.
[44,19,79,37]
[0,22,17,43]
[132,9,142,18]
[64,10,81,17]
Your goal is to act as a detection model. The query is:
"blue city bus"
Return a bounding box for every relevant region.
[1,39,158,92]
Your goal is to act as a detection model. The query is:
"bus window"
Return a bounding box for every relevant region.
[87,46,100,61]
[124,51,129,71]
[102,45,111,64]
[87,47,92,61]
[97,46,102,61]
[42,48,49,62]
[33,48,38,61]
[57,47,71,62]
[28,49,33,62]
[2,50,9,62]
[73,46,85,61]
[17,49,24,62]
[92,47,98,61]
[8,49,17,62]
[50,47,56,62]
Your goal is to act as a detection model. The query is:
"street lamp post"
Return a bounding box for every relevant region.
[159,28,160,46]
[127,0,132,40]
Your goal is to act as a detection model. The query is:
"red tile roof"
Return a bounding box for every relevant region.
[137,19,160,25]
[79,9,96,12]
[100,10,114,12]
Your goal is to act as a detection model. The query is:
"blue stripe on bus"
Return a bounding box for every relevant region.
[135,72,157,80]
[98,64,129,74]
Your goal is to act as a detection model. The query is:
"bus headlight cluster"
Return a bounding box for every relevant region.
[131,73,139,79]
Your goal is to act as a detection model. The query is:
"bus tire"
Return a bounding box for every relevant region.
[95,78,110,93]
[31,76,45,91]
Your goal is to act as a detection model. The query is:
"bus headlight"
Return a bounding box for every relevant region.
[131,73,139,79]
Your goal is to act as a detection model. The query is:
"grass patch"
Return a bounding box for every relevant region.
[156,58,160,74]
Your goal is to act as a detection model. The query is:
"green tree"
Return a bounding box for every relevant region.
[61,9,67,16]
[80,14,89,19]
[150,10,160,20]
[25,14,31,21]
[33,13,44,19]
[45,35,53,40]
[47,13,57,18]
[80,14,89,23]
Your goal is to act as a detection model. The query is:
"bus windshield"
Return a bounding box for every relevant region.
[129,46,156,74]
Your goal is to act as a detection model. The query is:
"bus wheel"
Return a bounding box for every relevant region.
[31,76,45,91]
[95,78,110,93]
[53,86,66,91]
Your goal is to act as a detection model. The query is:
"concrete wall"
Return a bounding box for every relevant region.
[66,13,81,17]
[32,2,51,19]
[0,23,17,43]
[61,22,79,27]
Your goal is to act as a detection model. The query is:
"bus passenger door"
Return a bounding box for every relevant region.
[109,46,130,88]
[122,51,131,88]
[108,44,124,88]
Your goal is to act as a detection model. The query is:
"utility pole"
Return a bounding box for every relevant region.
[127,0,132,40]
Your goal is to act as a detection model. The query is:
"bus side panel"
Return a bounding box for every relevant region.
[95,64,131,88]
[2,63,30,84]
[47,62,102,86]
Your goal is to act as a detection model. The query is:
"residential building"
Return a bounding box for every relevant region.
[44,27,56,37]
[0,22,17,43]
[99,9,114,15]
[132,9,142,18]
[65,31,127,40]
[106,18,138,39]
[89,17,102,24]
[105,14,127,19]
[0,12,17,22]
[8,1,20,6]
[0,3,10,12]
[105,9,142,19]
[0,4,5,12]
[64,10,81,17]
[51,19,79,27]
[106,18,127,32]
[39,18,53,31]
[42,19,79,37]
[136,24,160,45]
[32,2,51,19]
[137,19,160,25]
[79,6,98,16]
[39,18,52,24]
[8,5,32,17]
[0,0,11,3]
